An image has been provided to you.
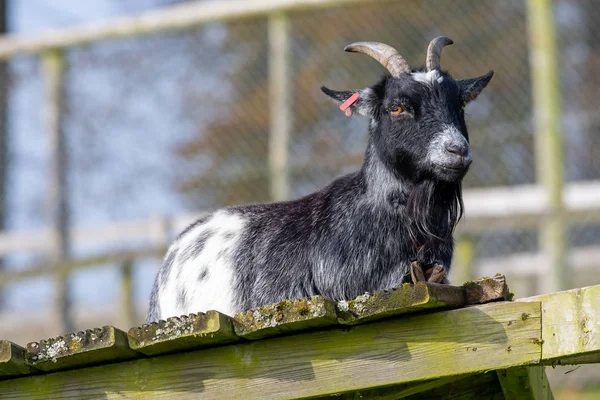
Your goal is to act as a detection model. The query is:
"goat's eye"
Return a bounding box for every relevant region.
[390,106,403,116]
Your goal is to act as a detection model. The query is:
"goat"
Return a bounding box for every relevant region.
[147,37,493,322]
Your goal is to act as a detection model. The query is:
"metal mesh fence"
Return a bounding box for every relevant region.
[2,0,600,368]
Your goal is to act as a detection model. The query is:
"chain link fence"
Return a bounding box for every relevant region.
[2,1,600,388]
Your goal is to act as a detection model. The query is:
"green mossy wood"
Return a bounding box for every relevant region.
[128,310,238,356]
[2,277,600,399]
[233,296,338,340]
[26,326,138,372]
[0,301,542,399]
[0,341,36,378]
[335,282,466,325]
[518,284,600,365]
[497,366,554,400]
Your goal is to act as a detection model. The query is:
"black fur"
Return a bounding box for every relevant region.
[147,64,493,321]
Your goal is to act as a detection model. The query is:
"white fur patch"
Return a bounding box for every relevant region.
[157,211,246,318]
[412,70,443,86]
[427,125,469,165]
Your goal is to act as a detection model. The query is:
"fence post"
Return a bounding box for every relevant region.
[526,0,567,293]
[268,12,291,201]
[453,235,475,285]
[0,0,8,311]
[41,49,73,333]
[120,259,136,328]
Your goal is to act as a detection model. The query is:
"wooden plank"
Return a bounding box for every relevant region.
[336,282,465,325]
[128,310,238,356]
[316,376,465,399]
[518,285,600,365]
[479,246,600,277]
[0,340,36,379]
[0,0,370,59]
[26,326,139,372]
[497,366,554,400]
[1,181,600,257]
[463,275,510,304]
[234,296,337,340]
[459,181,600,233]
[0,301,542,399]
[405,372,505,400]
[0,247,166,285]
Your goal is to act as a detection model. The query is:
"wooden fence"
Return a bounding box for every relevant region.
[0,0,596,336]
[1,276,599,398]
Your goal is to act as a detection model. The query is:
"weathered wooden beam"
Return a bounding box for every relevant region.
[518,285,600,365]
[0,341,36,379]
[234,296,338,340]
[497,366,554,400]
[317,376,467,399]
[26,326,138,372]
[0,301,542,399]
[404,372,505,400]
[463,274,510,304]
[335,282,466,325]
[0,0,371,60]
[128,311,238,356]
[0,247,166,285]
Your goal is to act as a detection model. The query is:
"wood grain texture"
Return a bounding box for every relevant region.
[518,285,600,364]
[26,326,138,372]
[0,301,542,399]
[0,340,36,378]
[405,372,505,400]
[129,310,238,356]
[497,366,554,400]
[336,282,465,325]
[0,0,371,59]
[234,296,337,340]
[463,275,509,305]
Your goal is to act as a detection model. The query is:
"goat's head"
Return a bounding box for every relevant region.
[322,37,493,184]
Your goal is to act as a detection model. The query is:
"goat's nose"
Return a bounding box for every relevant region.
[445,142,469,157]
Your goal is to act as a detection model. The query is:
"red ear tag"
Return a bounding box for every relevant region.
[339,92,360,116]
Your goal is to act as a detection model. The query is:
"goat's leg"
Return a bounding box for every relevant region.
[410,260,426,283]
[411,262,447,284]
[425,263,446,283]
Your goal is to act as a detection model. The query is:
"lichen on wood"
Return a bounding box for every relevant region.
[26,326,138,372]
[128,310,238,356]
[233,296,338,340]
[336,282,466,325]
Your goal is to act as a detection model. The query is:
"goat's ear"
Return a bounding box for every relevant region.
[458,70,494,105]
[321,86,379,117]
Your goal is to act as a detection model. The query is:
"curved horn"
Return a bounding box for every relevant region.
[344,42,410,77]
[426,36,453,71]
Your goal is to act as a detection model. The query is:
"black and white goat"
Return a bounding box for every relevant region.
[147,37,493,322]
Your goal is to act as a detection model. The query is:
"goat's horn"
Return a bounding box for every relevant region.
[344,42,410,77]
[426,36,453,71]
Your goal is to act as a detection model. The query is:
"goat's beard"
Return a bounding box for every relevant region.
[405,179,463,254]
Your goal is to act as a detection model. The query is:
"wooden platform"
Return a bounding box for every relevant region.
[1,276,598,399]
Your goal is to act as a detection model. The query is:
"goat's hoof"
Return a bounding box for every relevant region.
[426,264,446,283]
[410,261,426,283]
